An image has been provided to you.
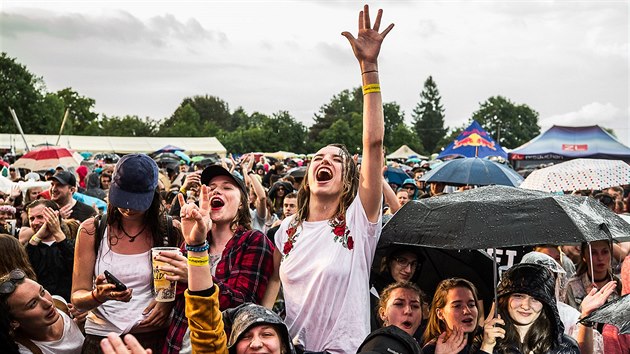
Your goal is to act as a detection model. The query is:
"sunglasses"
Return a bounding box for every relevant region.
[0,269,26,296]
[393,256,418,269]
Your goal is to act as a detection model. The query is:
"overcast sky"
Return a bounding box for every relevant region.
[2,0,628,148]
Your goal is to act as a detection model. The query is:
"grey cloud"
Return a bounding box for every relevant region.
[0,10,227,46]
[315,41,350,64]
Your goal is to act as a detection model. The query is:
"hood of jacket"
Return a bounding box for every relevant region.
[497,263,564,346]
[224,303,296,354]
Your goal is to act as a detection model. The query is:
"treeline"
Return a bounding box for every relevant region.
[1,52,542,155]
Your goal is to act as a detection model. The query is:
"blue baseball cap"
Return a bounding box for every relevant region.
[109,154,158,211]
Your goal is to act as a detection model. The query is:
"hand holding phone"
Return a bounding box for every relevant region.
[104,270,127,291]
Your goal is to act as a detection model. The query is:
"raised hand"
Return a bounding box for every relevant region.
[43,207,64,241]
[59,203,73,219]
[581,280,617,318]
[480,314,506,352]
[341,4,394,70]
[435,326,467,354]
[177,185,211,245]
[100,333,152,354]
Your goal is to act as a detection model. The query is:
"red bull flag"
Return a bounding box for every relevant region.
[437,120,508,159]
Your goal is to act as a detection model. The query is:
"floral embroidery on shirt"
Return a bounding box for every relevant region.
[329,214,354,250]
[282,213,354,259]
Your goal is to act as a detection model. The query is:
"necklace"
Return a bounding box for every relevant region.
[120,223,147,242]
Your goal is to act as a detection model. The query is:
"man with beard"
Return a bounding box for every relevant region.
[50,170,96,222]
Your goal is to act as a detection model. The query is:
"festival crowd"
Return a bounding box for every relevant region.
[1,5,629,354]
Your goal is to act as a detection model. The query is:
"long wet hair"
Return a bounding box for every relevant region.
[0,235,36,280]
[230,186,252,232]
[295,144,358,223]
[423,278,480,344]
[495,294,553,354]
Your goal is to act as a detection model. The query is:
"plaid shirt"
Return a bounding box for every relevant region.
[163,228,274,353]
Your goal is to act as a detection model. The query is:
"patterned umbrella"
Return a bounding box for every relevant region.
[521,158,630,193]
[12,146,83,171]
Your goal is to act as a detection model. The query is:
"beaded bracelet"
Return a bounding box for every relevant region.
[362,83,381,95]
[185,240,209,253]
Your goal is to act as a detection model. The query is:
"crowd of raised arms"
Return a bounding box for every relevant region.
[1,5,629,354]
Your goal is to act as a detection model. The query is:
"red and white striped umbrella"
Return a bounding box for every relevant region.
[13,146,84,171]
[521,158,630,193]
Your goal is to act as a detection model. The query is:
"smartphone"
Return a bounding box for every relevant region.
[104,270,127,291]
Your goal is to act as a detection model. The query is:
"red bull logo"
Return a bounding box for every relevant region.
[453,133,496,150]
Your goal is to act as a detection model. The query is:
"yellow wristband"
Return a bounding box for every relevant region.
[362,83,381,95]
[180,187,187,194]
[188,256,210,267]
[30,235,42,244]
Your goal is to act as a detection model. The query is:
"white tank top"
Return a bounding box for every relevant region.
[84,229,153,336]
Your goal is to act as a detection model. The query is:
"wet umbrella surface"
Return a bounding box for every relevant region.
[582,294,630,334]
[382,185,630,250]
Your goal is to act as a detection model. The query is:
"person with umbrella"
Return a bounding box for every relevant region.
[564,240,622,312]
[479,263,580,354]
[262,5,393,353]
[520,251,616,354]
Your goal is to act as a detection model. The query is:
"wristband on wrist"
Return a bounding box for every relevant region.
[578,318,594,327]
[362,70,378,75]
[362,83,381,95]
[180,187,187,194]
[91,289,104,304]
[30,235,42,244]
[185,241,209,253]
[188,255,210,267]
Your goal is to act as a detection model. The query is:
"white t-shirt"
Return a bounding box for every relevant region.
[18,310,84,354]
[85,230,154,335]
[275,195,381,354]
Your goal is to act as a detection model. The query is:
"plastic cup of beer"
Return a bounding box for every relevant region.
[152,247,181,302]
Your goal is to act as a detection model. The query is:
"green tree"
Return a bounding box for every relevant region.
[383,102,406,151]
[97,115,158,136]
[158,104,202,137]
[0,52,47,134]
[309,87,363,144]
[54,88,99,135]
[181,95,234,131]
[308,87,404,152]
[39,93,66,135]
[389,124,423,154]
[471,96,540,148]
[316,114,363,153]
[412,76,447,154]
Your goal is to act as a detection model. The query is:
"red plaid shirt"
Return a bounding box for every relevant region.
[163,227,274,353]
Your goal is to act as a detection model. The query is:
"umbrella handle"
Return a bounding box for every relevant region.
[493,247,498,318]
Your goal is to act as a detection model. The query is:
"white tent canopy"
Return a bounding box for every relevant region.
[386,145,428,160]
[1,134,227,156]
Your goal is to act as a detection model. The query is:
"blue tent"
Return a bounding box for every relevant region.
[509,125,630,169]
[437,120,507,159]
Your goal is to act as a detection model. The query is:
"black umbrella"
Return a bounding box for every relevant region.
[382,185,630,314]
[581,294,630,334]
[373,242,496,313]
[384,185,630,249]
[286,166,307,179]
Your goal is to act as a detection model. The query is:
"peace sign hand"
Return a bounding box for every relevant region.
[341,4,394,70]
[177,185,211,245]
